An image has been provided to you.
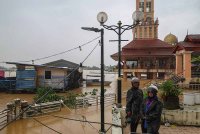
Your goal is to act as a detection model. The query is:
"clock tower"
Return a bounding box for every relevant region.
[133,0,159,39]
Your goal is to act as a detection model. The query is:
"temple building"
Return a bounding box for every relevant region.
[164,33,178,45]
[173,34,200,82]
[111,0,175,79]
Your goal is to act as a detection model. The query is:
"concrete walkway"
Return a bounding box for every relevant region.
[125,122,200,134]
[159,125,200,134]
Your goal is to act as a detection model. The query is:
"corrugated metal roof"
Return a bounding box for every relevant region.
[6,62,68,69]
[43,59,78,68]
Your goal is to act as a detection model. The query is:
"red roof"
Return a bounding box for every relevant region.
[123,39,174,49]
[111,39,175,61]
[173,41,200,53]
[184,34,200,42]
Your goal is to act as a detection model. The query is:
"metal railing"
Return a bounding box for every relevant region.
[75,93,116,108]
[0,109,9,130]
[26,101,62,117]
[178,83,200,90]
[0,80,16,90]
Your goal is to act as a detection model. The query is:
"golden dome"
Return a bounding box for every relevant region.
[164,33,178,45]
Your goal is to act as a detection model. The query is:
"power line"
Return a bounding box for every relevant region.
[81,41,100,64]
[22,96,115,133]
[31,109,122,129]
[49,114,122,128]
[66,103,114,117]
[59,99,114,133]
[32,118,62,134]
[0,41,100,131]
[18,36,100,63]
[30,106,99,133]
[34,42,100,104]
[105,125,112,133]
[87,121,99,133]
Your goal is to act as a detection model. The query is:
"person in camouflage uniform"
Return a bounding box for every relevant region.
[140,85,163,134]
[126,77,143,133]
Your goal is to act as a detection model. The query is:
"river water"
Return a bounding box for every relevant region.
[0,70,121,134]
[0,87,115,134]
[0,70,149,134]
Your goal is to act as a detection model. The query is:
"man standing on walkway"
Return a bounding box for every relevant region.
[126,77,143,133]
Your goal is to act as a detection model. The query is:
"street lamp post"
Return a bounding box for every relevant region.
[97,11,143,105]
[81,27,105,133]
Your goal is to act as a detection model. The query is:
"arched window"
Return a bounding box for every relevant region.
[149,27,152,38]
[146,17,152,24]
[146,1,151,12]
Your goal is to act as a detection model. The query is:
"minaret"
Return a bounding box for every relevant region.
[133,0,159,39]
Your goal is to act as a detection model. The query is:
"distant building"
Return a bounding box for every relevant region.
[0,70,5,78]
[173,34,200,82]
[6,59,81,91]
[111,0,175,79]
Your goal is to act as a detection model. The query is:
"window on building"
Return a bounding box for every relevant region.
[139,27,142,38]
[139,1,144,12]
[154,27,157,38]
[126,61,137,69]
[146,17,152,24]
[159,59,166,68]
[144,27,147,38]
[134,33,137,38]
[45,71,51,79]
[134,28,137,38]
[146,1,151,12]
[149,27,152,38]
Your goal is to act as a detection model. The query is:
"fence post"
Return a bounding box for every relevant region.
[75,99,77,110]
[96,96,98,106]
[14,98,21,120]
[7,103,14,122]
[21,100,28,118]
[83,97,87,108]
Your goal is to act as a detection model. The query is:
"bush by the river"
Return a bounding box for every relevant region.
[34,87,64,103]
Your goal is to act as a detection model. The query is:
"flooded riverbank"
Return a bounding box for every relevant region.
[1,105,114,134]
[0,92,114,134]
[0,78,149,134]
[0,85,117,134]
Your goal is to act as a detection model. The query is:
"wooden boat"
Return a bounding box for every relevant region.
[86,80,111,86]
[85,75,111,86]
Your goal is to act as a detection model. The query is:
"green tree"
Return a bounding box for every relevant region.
[63,92,78,108]
[34,87,63,103]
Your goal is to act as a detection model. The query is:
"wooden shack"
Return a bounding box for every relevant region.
[6,59,81,91]
[0,70,5,78]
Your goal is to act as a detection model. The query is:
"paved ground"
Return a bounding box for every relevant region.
[158,125,200,134]
[1,81,200,134]
[124,123,200,134]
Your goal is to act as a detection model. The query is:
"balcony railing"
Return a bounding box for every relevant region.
[124,65,175,70]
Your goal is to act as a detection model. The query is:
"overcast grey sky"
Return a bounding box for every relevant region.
[0,0,200,68]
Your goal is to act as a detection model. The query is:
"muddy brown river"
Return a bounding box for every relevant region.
[0,79,145,134]
[0,86,118,134]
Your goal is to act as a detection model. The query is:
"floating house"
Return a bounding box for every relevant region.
[0,70,5,78]
[6,59,81,91]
